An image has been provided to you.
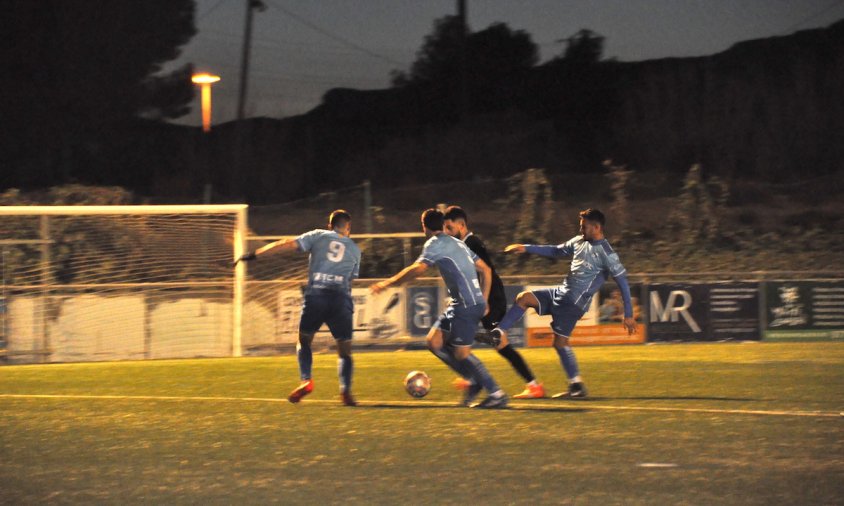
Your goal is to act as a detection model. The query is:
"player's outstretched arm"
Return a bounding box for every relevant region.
[256,238,299,256]
[232,251,256,267]
[506,243,571,258]
[370,262,428,294]
[503,244,527,254]
[232,238,300,267]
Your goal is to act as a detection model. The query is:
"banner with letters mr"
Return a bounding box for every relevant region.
[647,282,761,341]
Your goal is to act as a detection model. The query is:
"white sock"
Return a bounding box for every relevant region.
[570,375,582,384]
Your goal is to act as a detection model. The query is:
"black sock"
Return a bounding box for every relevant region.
[497,344,535,383]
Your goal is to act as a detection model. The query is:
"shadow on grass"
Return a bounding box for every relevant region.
[361,402,589,413]
[578,396,762,402]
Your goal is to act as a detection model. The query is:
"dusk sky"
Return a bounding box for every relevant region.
[168,0,844,125]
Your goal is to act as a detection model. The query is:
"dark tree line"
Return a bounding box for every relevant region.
[0,0,196,191]
[2,5,841,204]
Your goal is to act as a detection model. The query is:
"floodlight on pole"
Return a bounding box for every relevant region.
[191,73,221,133]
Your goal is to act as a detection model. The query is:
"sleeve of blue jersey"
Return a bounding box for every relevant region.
[525,243,571,258]
[614,274,634,318]
[296,229,322,252]
[415,252,435,266]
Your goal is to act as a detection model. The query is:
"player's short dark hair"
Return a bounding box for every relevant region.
[443,205,468,224]
[329,209,351,229]
[421,208,444,231]
[579,208,605,226]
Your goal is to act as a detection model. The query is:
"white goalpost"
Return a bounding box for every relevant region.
[0,205,248,363]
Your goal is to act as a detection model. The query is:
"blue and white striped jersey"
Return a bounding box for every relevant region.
[296,229,361,295]
[416,233,484,307]
[526,236,629,314]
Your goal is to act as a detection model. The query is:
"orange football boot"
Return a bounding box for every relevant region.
[288,379,314,403]
[512,382,546,399]
[452,377,472,390]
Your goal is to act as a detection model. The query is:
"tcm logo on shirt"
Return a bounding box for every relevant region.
[313,272,345,284]
[650,290,701,332]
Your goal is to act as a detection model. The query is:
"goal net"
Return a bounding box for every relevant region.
[0,205,430,363]
[0,205,247,363]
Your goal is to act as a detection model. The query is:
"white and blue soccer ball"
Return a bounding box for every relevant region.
[404,370,431,398]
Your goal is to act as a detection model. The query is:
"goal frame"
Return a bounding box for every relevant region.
[0,205,249,359]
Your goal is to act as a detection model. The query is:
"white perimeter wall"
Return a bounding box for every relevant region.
[5,295,235,362]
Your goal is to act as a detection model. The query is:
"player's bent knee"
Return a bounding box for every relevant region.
[553,334,570,348]
[426,329,444,350]
[496,333,510,349]
[336,339,352,358]
[515,291,538,309]
[452,345,471,360]
[298,332,315,347]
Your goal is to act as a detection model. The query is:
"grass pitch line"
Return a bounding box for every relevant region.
[1,393,841,418]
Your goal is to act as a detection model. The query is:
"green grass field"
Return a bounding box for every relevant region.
[2,343,843,505]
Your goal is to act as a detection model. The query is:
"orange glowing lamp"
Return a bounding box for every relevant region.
[191,73,221,133]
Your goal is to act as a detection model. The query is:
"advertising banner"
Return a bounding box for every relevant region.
[0,296,5,351]
[765,281,844,341]
[407,286,440,337]
[647,282,761,342]
[502,285,526,347]
[524,284,645,346]
[570,282,646,345]
[708,282,761,341]
[352,287,405,341]
[276,289,303,343]
[647,283,710,341]
[276,287,405,344]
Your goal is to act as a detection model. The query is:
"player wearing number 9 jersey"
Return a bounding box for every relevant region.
[234,210,361,406]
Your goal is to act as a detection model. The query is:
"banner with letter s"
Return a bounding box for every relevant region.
[407,286,439,337]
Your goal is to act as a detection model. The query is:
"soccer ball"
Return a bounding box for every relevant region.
[404,370,431,398]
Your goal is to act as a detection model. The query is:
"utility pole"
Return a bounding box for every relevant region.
[362,180,372,234]
[237,0,265,121]
[234,0,265,200]
[457,0,468,120]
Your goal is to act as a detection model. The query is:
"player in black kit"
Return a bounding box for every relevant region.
[443,206,545,399]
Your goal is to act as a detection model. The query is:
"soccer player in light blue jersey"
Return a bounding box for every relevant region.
[486,208,637,399]
[235,210,362,406]
[443,205,545,399]
[371,209,509,408]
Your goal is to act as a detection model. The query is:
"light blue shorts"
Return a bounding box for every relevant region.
[432,302,486,346]
[300,291,353,341]
[532,288,586,337]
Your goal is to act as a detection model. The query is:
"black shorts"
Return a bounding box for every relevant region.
[480,300,507,331]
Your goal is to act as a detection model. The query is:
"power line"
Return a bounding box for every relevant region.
[264,0,406,66]
[186,58,388,85]
[197,28,414,57]
[197,0,229,21]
